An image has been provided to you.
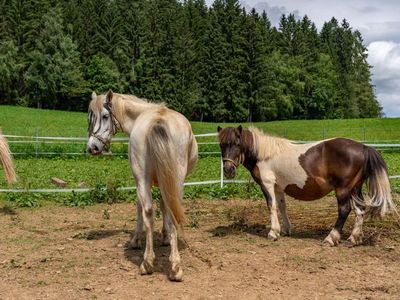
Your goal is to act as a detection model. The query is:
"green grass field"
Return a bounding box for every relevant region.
[1,105,400,207]
[2,105,400,141]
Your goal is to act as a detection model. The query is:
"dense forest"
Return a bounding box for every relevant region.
[0,0,381,121]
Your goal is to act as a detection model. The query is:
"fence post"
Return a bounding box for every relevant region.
[35,128,39,157]
[220,157,224,188]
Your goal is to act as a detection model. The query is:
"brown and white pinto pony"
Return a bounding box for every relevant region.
[0,129,17,184]
[87,91,198,281]
[218,126,396,246]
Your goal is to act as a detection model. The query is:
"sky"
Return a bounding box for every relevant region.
[206,0,400,117]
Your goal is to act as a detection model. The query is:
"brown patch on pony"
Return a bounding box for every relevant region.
[285,138,365,201]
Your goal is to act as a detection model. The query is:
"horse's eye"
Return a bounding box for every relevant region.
[103,114,109,119]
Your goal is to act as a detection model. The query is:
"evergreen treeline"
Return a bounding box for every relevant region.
[0,0,381,121]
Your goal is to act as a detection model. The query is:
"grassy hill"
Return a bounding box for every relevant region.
[2,105,400,141]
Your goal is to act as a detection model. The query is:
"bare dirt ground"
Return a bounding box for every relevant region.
[1,195,400,300]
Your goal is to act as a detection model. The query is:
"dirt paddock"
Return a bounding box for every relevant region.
[1,196,399,299]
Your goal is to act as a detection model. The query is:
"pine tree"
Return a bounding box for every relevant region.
[24,7,85,109]
[0,39,22,103]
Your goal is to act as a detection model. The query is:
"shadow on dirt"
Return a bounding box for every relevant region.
[72,229,131,240]
[209,221,330,241]
[74,228,188,277]
[123,231,189,277]
[0,205,17,215]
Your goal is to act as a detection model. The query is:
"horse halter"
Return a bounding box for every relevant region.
[88,103,121,149]
[222,153,244,168]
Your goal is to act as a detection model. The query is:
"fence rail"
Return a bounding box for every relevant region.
[1,133,399,193]
[5,133,400,156]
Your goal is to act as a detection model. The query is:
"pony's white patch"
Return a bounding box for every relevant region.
[252,127,324,190]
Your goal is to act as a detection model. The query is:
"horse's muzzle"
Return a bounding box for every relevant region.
[223,163,237,179]
[87,144,101,155]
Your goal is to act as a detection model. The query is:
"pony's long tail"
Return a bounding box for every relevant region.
[146,120,185,228]
[0,130,17,184]
[361,146,396,218]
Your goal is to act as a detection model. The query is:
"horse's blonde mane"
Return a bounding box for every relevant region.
[249,127,293,160]
[89,92,166,128]
[112,93,165,122]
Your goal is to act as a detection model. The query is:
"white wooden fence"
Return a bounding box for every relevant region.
[1,133,399,193]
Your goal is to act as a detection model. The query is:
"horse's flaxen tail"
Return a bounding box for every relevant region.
[0,130,17,184]
[146,120,185,228]
[361,146,396,218]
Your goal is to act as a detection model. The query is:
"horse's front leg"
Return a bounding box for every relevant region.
[261,181,281,241]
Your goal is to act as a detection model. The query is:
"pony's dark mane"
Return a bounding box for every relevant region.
[218,127,241,145]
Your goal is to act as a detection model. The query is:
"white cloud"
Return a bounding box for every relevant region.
[368,41,400,117]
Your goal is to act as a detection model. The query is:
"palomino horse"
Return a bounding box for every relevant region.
[218,126,396,246]
[0,129,17,184]
[87,91,198,281]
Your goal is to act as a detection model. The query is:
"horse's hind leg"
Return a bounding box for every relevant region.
[160,176,184,281]
[348,187,365,246]
[160,200,170,246]
[136,181,155,275]
[276,191,291,235]
[324,189,352,246]
[129,200,143,249]
[162,207,183,281]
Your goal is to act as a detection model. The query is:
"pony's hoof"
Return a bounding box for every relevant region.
[323,235,339,247]
[267,230,280,241]
[169,266,183,282]
[139,261,153,275]
[348,235,363,247]
[323,229,340,247]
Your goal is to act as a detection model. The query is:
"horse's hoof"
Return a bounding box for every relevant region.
[129,239,142,249]
[139,261,153,275]
[161,237,170,247]
[281,227,292,236]
[169,266,183,282]
[348,235,363,247]
[267,230,279,241]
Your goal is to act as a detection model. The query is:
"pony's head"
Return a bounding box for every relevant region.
[217,125,244,179]
[87,90,118,155]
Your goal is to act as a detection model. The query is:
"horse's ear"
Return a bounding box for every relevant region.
[217,126,222,132]
[237,125,243,134]
[106,90,113,105]
[91,91,97,101]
